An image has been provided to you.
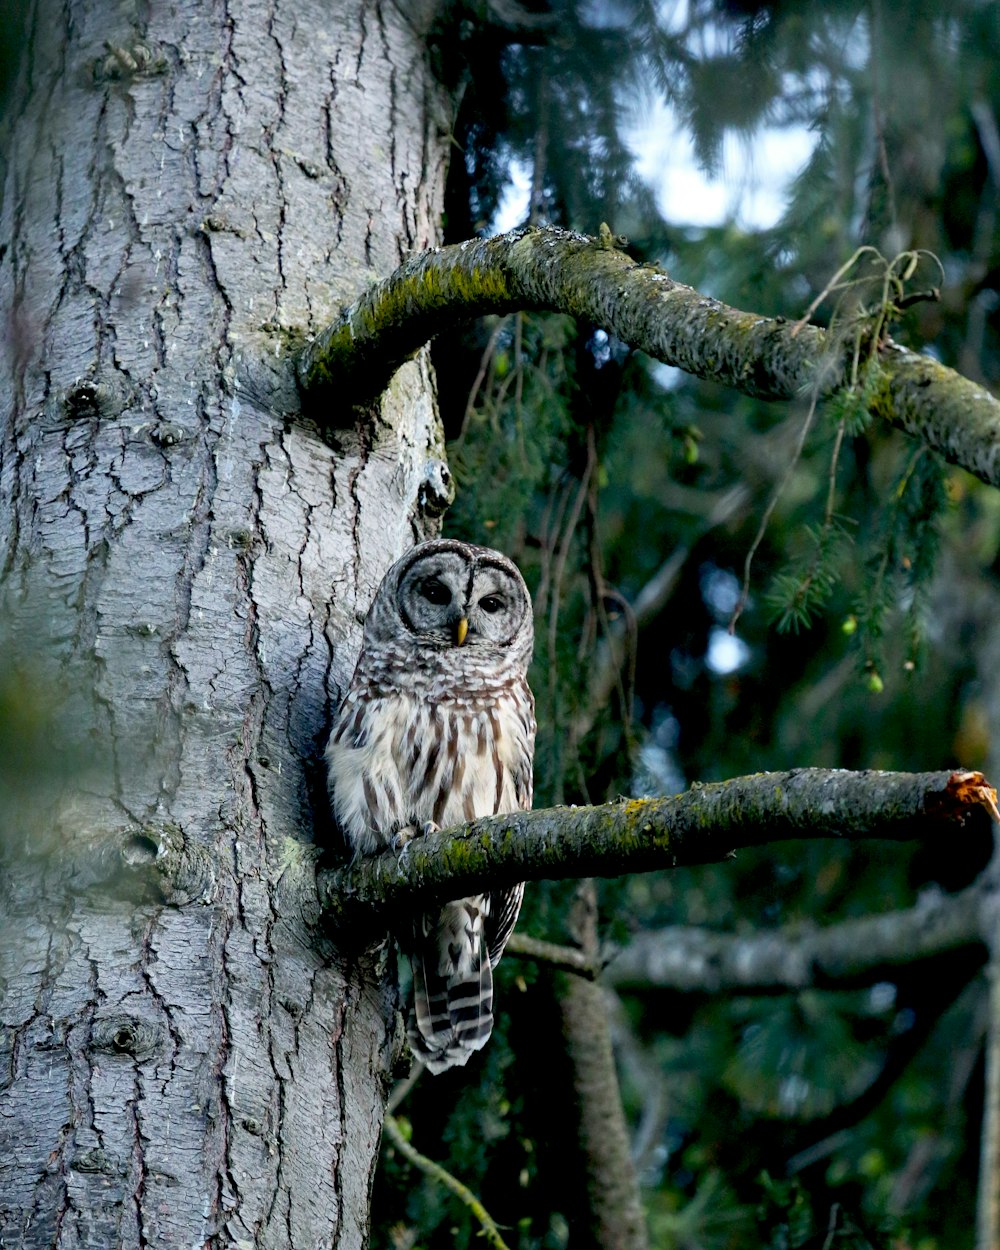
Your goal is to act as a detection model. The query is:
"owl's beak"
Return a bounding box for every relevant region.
[454,616,469,646]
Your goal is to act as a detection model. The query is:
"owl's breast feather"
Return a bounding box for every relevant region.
[326,685,533,856]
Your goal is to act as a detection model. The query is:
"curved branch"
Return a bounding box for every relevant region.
[318,768,997,927]
[296,226,1000,489]
[605,879,993,995]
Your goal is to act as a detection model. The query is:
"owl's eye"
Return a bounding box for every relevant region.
[419,578,451,605]
[479,595,503,614]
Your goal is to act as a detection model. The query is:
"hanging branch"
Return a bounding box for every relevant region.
[572,483,750,747]
[296,225,1000,491]
[317,768,997,927]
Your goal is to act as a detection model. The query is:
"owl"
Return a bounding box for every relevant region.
[326,538,536,1073]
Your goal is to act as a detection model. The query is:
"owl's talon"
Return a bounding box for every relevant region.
[392,826,417,851]
[392,820,438,852]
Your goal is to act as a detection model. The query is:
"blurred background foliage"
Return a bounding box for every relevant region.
[377,0,1000,1247]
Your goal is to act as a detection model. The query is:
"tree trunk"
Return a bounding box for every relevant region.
[557,883,649,1250]
[0,1,451,1245]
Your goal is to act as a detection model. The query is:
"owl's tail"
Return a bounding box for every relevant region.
[409,898,493,1074]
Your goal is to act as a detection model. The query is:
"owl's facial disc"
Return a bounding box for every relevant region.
[396,552,472,648]
[396,548,526,651]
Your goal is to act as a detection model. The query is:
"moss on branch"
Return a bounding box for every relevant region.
[319,767,997,928]
[296,226,1000,489]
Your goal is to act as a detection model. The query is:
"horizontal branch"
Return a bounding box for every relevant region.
[318,768,997,927]
[296,226,1000,489]
[605,879,993,995]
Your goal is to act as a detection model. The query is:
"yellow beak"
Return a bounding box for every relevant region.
[455,617,469,646]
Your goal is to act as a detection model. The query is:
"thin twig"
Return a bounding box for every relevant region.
[382,1115,512,1250]
[386,1067,422,1115]
[869,0,899,238]
[572,484,750,751]
[822,1202,842,1250]
[461,319,508,439]
[546,451,594,803]
[789,245,882,336]
[730,387,822,632]
[824,418,847,528]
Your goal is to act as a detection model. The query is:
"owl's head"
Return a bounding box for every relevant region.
[364,539,533,664]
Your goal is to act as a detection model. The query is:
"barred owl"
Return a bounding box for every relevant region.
[327,539,535,1073]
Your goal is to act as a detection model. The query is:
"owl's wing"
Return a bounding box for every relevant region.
[484,881,525,968]
[511,753,533,812]
[485,695,533,967]
[512,681,536,812]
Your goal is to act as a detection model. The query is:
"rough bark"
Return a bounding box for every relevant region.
[297,226,1000,491]
[0,2,450,1246]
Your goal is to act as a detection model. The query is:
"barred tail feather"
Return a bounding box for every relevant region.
[409,899,495,1074]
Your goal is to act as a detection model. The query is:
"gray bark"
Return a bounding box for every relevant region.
[0,2,450,1246]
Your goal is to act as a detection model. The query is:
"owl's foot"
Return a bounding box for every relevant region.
[392,820,439,852]
[392,826,416,851]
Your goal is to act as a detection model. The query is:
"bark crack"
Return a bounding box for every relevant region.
[215,900,244,1244]
[332,971,349,1248]
[128,1084,149,1249]
[26,927,71,1236]
[267,0,290,321]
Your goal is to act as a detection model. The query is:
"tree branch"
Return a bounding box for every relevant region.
[482,0,560,38]
[318,768,997,927]
[504,931,605,979]
[296,226,1000,489]
[605,879,993,995]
